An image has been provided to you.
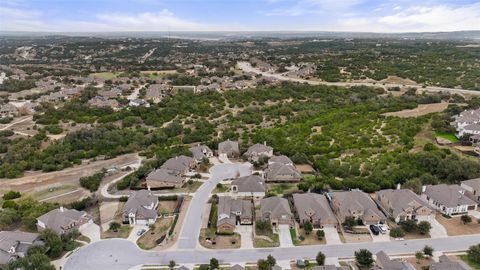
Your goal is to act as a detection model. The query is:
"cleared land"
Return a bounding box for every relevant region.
[383,103,450,118]
[437,214,480,236]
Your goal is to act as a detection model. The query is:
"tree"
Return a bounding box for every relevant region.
[355,249,374,268]
[418,221,431,235]
[257,259,269,270]
[210,258,219,270]
[266,255,276,269]
[316,252,325,266]
[389,227,405,238]
[40,230,63,259]
[461,214,472,224]
[423,246,434,257]
[399,219,417,233]
[343,216,357,230]
[3,190,21,200]
[415,251,424,264]
[109,222,121,232]
[316,230,325,240]
[303,221,313,235]
[169,260,176,269]
[467,244,480,263]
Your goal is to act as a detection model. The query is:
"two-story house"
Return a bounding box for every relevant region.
[217,196,253,233]
[123,190,159,225]
[422,184,477,215]
[329,190,386,225]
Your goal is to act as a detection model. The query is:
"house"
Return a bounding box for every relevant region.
[37,207,93,234]
[123,190,158,225]
[0,103,18,118]
[87,96,120,110]
[145,84,169,103]
[371,251,415,270]
[228,264,245,270]
[329,190,386,225]
[376,189,434,223]
[259,197,293,228]
[146,168,185,189]
[422,184,477,215]
[265,162,301,183]
[461,178,480,204]
[189,145,213,163]
[217,196,253,233]
[268,155,293,166]
[230,175,266,199]
[452,108,480,137]
[0,231,43,266]
[292,193,337,228]
[218,140,240,158]
[431,255,471,270]
[129,99,149,107]
[460,124,480,137]
[244,143,273,161]
[160,155,195,175]
[312,266,349,270]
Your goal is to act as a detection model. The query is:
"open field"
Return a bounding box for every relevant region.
[0,153,140,195]
[437,214,480,236]
[383,102,450,118]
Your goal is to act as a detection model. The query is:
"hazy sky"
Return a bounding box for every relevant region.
[1,0,479,33]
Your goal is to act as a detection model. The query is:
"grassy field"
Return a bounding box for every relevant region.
[435,132,459,143]
[89,72,121,80]
[460,255,480,270]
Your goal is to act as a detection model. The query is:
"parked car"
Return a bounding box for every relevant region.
[137,229,146,236]
[369,224,380,235]
[377,224,388,234]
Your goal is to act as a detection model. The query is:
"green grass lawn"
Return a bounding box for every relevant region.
[460,255,480,270]
[267,183,297,195]
[290,228,301,245]
[434,132,459,143]
[253,233,279,248]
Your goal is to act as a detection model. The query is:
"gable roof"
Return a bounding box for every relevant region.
[269,155,293,165]
[331,190,386,220]
[376,189,432,218]
[146,168,184,184]
[424,184,477,208]
[431,255,471,270]
[245,143,273,156]
[160,155,194,174]
[292,193,336,222]
[261,197,292,219]
[218,196,252,227]
[218,140,239,154]
[265,162,301,181]
[189,145,213,160]
[123,190,158,220]
[462,178,480,191]
[0,231,40,253]
[372,251,415,270]
[37,208,91,233]
[231,175,266,193]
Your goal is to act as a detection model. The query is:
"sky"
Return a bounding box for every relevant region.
[0,0,479,33]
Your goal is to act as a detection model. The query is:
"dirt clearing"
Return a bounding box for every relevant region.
[383,103,450,118]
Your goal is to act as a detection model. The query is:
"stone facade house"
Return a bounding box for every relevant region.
[422,184,477,215]
[189,145,213,163]
[259,197,293,228]
[329,190,386,225]
[123,190,158,225]
[292,193,337,228]
[218,140,240,158]
[217,196,253,233]
[376,189,434,223]
[244,143,273,161]
[37,207,93,234]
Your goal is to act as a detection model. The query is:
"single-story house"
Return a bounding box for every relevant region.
[431,255,471,270]
[189,145,213,163]
[230,175,266,199]
[0,231,43,266]
[461,178,480,204]
[376,189,434,223]
[264,162,301,183]
[292,193,337,228]
[37,207,93,234]
[422,184,477,215]
[244,143,273,161]
[160,155,196,175]
[218,140,240,158]
[312,266,349,270]
[329,190,387,225]
[146,168,185,189]
[217,196,253,233]
[123,190,159,225]
[259,197,294,228]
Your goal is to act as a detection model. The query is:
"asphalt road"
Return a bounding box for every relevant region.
[177,162,253,249]
[237,62,480,96]
[64,235,480,270]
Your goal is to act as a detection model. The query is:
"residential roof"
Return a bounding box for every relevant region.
[231,175,266,193]
[260,197,292,219]
[371,251,415,270]
[376,189,432,218]
[312,266,348,270]
[462,178,480,191]
[424,184,477,208]
[146,168,184,184]
[218,140,239,155]
[37,207,91,234]
[189,145,213,161]
[0,231,40,254]
[331,190,386,220]
[292,193,336,223]
[269,155,293,165]
[160,155,194,174]
[265,162,301,181]
[431,255,471,270]
[218,196,252,227]
[244,143,273,156]
[463,124,480,132]
[229,264,245,270]
[123,190,158,220]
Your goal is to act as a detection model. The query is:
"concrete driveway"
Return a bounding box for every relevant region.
[278,225,294,247]
[127,224,149,243]
[80,223,101,243]
[323,227,342,245]
[235,225,253,249]
[426,218,448,238]
[469,210,480,219]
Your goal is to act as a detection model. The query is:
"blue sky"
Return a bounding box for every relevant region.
[1,0,479,32]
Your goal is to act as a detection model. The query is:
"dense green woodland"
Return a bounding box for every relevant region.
[2,83,480,192]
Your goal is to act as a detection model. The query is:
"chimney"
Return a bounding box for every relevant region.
[264,141,266,146]
[396,183,401,190]
[60,206,64,212]
[421,185,427,193]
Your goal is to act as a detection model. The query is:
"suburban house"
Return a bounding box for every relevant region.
[375,189,434,222]
[371,251,415,270]
[230,175,266,199]
[123,190,159,225]
[146,168,185,189]
[431,255,471,270]
[87,96,120,110]
[329,190,387,225]
[189,145,213,163]
[259,197,294,228]
[268,155,294,166]
[264,162,301,183]
[37,207,93,234]
[422,184,477,215]
[312,266,349,270]
[244,142,273,161]
[0,103,18,118]
[217,196,253,233]
[461,178,480,204]
[292,193,338,228]
[0,231,43,266]
[160,155,196,175]
[452,108,480,137]
[218,140,240,158]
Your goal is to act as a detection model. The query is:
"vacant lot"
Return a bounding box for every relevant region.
[137,217,174,250]
[101,202,132,239]
[383,103,450,118]
[341,231,372,243]
[291,228,326,246]
[437,214,480,236]
[199,228,240,249]
[29,184,87,204]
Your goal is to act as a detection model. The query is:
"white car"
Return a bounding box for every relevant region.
[377,224,389,234]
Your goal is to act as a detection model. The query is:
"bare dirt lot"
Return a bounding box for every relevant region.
[436,214,480,236]
[383,103,450,118]
[0,153,140,195]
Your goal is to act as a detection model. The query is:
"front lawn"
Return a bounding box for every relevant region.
[460,255,480,270]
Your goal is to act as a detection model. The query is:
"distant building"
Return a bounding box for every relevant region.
[461,178,480,204]
[0,103,18,118]
[452,109,480,137]
[244,143,273,161]
[37,207,93,234]
[189,145,213,163]
[0,231,43,266]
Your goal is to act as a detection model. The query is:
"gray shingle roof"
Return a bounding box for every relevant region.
[160,155,194,175]
[123,190,158,220]
[146,168,184,184]
[269,155,293,165]
[244,143,273,156]
[231,175,265,193]
[265,162,301,182]
[189,145,213,161]
[218,140,239,155]
[331,190,386,220]
[0,231,39,254]
[424,184,476,208]
[292,193,336,223]
[37,208,91,234]
[376,189,432,218]
[260,197,292,219]
[462,178,480,191]
[431,255,471,270]
[371,251,415,270]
